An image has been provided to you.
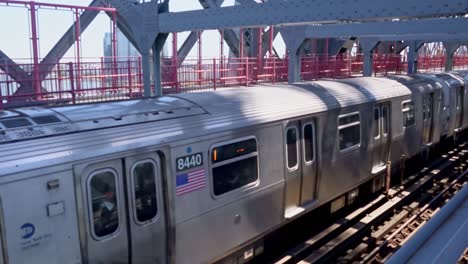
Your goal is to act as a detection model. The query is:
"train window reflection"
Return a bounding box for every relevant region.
[382,106,389,135]
[132,161,158,224]
[422,94,433,121]
[213,157,258,196]
[402,101,415,128]
[286,127,298,169]
[374,108,380,138]
[211,137,259,196]
[338,112,361,151]
[89,170,119,239]
[303,124,315,163]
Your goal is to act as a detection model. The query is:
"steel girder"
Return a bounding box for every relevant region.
[302,18,468,39]
[176,0,277,65]
[444,42,461,71]
[281,18,468,55]
[365,34,468,43]
[104,0,161,52]
[0,50,29,83]
[1,0,105,95]
[176,0,242,65]
[158,0,468,33]
[360,39,379,77]
[177,32,199,65]
[39,0,104,80]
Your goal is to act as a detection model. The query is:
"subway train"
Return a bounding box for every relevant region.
[0,70,467,264]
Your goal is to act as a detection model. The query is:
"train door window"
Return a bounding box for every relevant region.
[374,107,380,139]
[402,100,415,128]
[422,94,433,122]
[211,137,259,196]
[338,112,361,151]
[88,170,120,239]
[303,123,315,163]
[427,94,433,121]
[132,161,158,224]
[382,106,389,135]
[286,127,299,169]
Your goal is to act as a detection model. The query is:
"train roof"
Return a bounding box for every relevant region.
[0,76,439,175]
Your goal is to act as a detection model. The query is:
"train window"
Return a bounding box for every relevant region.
[211,137,259,196]
[286,127,299,169]
[423,94,433,121]
[212,138,257,164]
[402,101,415,128]
[132,161,158,224]
[338,112,361,151]
[303,123,315,163]
[382,106,389,135]
[374,107,380,139]
[89,170,119,239]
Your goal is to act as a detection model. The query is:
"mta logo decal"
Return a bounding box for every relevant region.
[20,223,35,239]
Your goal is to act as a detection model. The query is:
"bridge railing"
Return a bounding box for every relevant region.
[2,54,468,109]
[0,57,143,109]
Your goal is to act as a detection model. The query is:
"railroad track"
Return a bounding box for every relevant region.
[272,142,468,264]
[359,167,467,263]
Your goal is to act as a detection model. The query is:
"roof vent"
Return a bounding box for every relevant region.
[1,118,33,129]
[16,129,46,139]
[0,133,11,142]
[32,115,62,124]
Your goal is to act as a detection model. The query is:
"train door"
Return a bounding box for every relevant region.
[456,87,464,130]
[124,153,166,264]
[300,120,318,205]
[372,104,391,174]
[284,122,302,218]
[284,119,318,218]
[422,93,434,145]
[75,153,166,264]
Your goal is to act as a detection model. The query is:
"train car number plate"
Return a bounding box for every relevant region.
[176,153,203,171]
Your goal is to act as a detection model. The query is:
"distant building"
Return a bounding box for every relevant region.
[103,30,169,58]
[102,30,170,85]
[103,30,140,59]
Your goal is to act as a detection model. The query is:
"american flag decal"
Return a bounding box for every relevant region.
[176,168,206,195]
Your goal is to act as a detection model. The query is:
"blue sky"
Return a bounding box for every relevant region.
[0,0,284,62]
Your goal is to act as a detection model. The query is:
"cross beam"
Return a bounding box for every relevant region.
[39,0,104,80]
[176,0,277,65]
[0,50,29,83]
[159,0,468,32]
[302,18,468,39]
[365,33,468,42]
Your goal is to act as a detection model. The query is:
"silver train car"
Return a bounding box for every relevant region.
[0,71,467,264]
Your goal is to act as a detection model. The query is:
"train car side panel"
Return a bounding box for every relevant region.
[0,171,81,264]
[317,103,372,204]
[172,125,284,263]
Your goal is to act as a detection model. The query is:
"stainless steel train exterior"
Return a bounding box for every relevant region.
[0,71,467,264]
